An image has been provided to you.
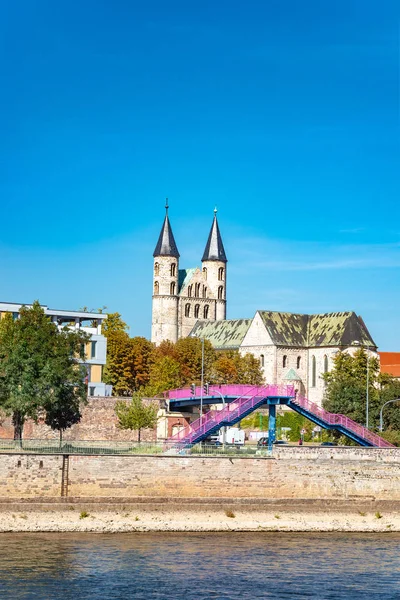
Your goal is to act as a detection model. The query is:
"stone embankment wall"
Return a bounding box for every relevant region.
[0,398,157,442]
[0,448,399,500]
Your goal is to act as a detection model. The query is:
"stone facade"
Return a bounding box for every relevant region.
[1,449,400,499]
[151,208,227,345]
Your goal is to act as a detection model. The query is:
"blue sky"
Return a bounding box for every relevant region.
[0,1,399,349]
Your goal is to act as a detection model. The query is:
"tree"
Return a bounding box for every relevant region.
[115,394,158,442]
[148,355,181,395]
[212,350,263,385]
[174,337,215,386]
[323,349,381,428]
[0,301,88,440]
[42,327,88,443]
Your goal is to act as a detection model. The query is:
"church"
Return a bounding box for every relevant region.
[151,205,377,407]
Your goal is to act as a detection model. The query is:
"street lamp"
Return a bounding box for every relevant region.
[379,398,400,432]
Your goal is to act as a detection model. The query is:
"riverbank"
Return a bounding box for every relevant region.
[1,499,400,532]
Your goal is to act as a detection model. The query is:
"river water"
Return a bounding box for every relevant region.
[0,532,399,599]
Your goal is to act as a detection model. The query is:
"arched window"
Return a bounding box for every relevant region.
[260,354,265,367]
[195,283,201,297]
[218,267,224,281]
[202,267,207,280]
[188,285,192,298]
[283,355,287,368]
[170,263,176,277]
[203,286,207,298]
[297,356,301,369]
[218,286,223,299]
[194,304,200,318]
[311,355,316,387]
[170,282,176,295]
[154,281,159,295]
[154,263,159,276]
[185,303,191,317]
[203,305,209,319]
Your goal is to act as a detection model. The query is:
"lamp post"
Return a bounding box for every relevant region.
[200,338,204,426]
[379,398,400,432]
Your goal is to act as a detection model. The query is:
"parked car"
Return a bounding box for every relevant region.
[320,441,338,446]
[257,438,288,447]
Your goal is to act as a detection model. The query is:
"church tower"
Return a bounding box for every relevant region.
[201,209,227,321]
[151,201,180,345]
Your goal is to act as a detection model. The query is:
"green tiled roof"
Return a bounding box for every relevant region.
[284,368,302,381]
[178,268,197,294]
[189,319,252,350]
[258,311,376,348]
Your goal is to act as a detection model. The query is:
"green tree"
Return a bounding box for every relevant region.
[323,349,381,428]
[0,302,88,440]
[115,394,158,442]
[148,355,181,394]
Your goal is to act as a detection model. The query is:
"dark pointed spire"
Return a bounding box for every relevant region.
[153,199,180,258]
[202,208,227,263]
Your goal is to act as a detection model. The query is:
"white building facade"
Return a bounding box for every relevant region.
[0,302,111,397]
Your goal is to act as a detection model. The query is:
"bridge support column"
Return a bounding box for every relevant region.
[268,404,276,451]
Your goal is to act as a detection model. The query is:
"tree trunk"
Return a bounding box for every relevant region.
[138,428,141,443]
[59,429,63,447]
[12,412,24,446]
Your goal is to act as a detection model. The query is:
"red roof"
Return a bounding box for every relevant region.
[379,352,400,378]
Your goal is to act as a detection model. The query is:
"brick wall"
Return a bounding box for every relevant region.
[0,448,400,500]
[0,398,158,442]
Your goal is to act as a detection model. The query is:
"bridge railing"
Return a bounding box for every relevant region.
[293,395,394,448]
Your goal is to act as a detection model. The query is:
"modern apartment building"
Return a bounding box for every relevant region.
[0,302,111,397]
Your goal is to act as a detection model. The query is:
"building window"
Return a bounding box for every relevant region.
[185,303,191,317]
[260,354,264,367]
[297,356,301,369]
[91,341,97,359]
[194,304,200,318]
[283,355,287,368]
[323,355,329,385]
[170,263,176,277]
[154,281,159,295]
[203,286,207,298]
[218,267,224,281]
[203,305,209,319]
[170,282,176,295]
[188,285,192,297]
[195,283,201,297]
[218,286,223,299]
[154,263,159,276]
[203,267,207,280]
[311,355,316,387]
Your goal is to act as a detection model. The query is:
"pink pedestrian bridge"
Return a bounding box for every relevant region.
[165,384,394,449]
